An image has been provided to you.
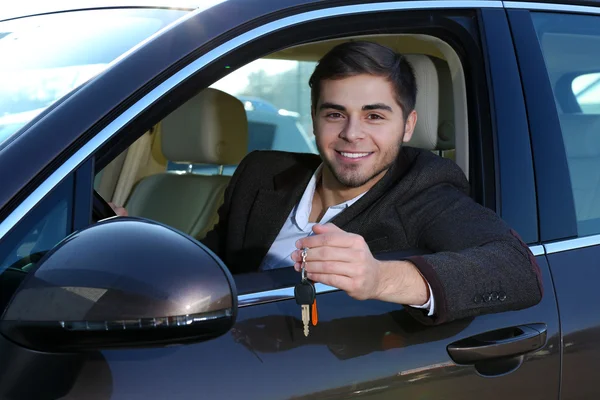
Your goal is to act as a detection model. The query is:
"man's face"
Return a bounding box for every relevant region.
[312,74,417,189]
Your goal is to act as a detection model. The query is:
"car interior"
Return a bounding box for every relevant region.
[93,33,468,243]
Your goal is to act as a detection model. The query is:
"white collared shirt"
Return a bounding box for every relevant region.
[259,164,434,316]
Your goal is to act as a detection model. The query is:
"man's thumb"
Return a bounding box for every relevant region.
[312,223,342,234]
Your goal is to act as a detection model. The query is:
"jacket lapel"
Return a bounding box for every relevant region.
[330,150,411,231]
[242,156,320,269]
[240,149,412,271]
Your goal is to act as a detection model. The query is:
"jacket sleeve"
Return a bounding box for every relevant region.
[399,158,543,325]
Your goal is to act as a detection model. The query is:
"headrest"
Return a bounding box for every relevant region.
[404,54,455,151]
[161,88,248,165]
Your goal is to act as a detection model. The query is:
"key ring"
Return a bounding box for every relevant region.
[301,247,308,282]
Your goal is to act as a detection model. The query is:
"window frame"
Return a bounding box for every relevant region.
[95,10,497,200]
[94,8,501,297]
[0,157,94,272]
[508,8,579,243]
[0,172,77,313]
[0,1,511,304]
[480,8,539,244]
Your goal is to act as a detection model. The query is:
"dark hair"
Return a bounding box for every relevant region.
[309,41,417,120]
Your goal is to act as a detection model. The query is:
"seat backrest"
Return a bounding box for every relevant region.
[404,54,455,153]
[125,88,248,239]
[558,113,600,226]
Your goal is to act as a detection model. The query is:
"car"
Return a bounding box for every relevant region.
[0,0,599,399]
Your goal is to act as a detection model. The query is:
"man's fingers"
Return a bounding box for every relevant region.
[291,247,357,264]
[307,272,353,291]
[303,261,354,277]
[108,202,128,217]
[312,223,344,235]
[296,231,358,250]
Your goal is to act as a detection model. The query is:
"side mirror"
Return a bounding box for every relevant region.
[0,217,237,352]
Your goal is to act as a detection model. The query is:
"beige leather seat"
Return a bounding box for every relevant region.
[125,88,248,239]
[404,54,455,154]
[558,113,600,227]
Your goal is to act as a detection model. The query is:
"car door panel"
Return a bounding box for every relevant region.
[508,5,600,399]
[55,253,558,399]
[545,244,600,399]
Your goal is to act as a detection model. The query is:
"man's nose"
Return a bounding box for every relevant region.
[339,116,365,141]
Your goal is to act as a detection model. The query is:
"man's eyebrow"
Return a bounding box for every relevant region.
[363,103,393,112]
[319,103,346,111]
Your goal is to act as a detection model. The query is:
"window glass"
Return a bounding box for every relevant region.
[168,58,319,175]
[0,176,74,311]
[572,73,600,114]
[532,12,600,236]
[0,8,188,148]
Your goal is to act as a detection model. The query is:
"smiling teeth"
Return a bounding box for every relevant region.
[341,152,370,158]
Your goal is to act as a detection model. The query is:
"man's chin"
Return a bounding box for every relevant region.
[331,168,374,189]
[330,161,394,189]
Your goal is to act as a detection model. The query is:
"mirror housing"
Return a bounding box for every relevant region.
[0,217,237,352]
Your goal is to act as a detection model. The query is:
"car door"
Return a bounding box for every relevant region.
[0,1,560,399]
[507,3,600,399]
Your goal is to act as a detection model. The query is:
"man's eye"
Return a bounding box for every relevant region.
[367,114,384,120]
[326,112,342,118]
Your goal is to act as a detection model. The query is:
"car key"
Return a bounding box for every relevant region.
[295,247,315,337]
[311,297,318,327]
[295,280,315,337]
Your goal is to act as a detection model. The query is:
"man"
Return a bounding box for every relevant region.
[114,41,543,325]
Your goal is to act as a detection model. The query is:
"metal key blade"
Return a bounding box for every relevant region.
[302,305,310,336]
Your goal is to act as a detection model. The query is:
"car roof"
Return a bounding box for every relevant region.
[3,0,598,22]
[0,0,217,22]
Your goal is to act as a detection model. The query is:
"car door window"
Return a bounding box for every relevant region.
[96,35,467,249]
[532,12,600,237]
[168,58,319,176]
[0,175,74,311]
[213,58,317,150]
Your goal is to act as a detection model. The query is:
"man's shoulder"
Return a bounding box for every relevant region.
[400,147,470,193]
[240,150,321,173]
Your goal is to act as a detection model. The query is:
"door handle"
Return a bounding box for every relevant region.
[447,323,547,364]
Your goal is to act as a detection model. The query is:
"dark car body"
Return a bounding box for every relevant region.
[0,0,599,399]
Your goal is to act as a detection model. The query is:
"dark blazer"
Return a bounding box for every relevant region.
[202,147,543,325]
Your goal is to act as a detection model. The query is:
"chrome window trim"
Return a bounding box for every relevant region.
[530,245,544,257]
[504,1,600,14]
[239,245,545,307]
[0,0,503,241]
[545,234,600,254]
[239,283,338,308]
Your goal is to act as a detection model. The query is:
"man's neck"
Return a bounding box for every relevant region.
[309,165,386,223]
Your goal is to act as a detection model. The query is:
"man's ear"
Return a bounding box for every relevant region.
[402,110,418,143]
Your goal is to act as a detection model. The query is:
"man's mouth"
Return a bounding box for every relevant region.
[336,151,373,159]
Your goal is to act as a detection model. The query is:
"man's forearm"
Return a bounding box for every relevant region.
[373,260,430,306]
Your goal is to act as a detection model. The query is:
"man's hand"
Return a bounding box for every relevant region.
[108,202,128,217]
[291,223,429,306]
[292,223,381,300]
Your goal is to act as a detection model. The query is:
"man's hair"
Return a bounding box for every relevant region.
[309,41,417,120]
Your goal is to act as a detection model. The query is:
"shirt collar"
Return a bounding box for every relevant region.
[293,163,368,229]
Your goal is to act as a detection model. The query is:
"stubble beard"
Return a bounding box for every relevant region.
[318,134,405,189]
